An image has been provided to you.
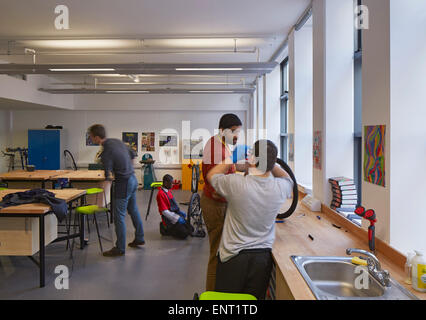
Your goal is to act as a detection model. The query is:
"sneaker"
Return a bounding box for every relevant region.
[102,247,125,257]
[128,239,145,248]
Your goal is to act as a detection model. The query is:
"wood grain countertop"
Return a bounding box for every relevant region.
[52,170,106,181]
[0,170,72,181]
[0,189,86,214]
[272,198,426,300]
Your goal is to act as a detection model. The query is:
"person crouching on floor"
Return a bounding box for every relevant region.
[156,174,192,239]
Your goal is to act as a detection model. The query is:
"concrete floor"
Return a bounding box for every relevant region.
[0,189,209,300]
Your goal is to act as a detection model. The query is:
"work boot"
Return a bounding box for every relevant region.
[102,247,125,257]
[128,239,145,248]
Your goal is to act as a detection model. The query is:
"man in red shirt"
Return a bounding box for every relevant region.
[156,174,192,239]
[201,113,243,291]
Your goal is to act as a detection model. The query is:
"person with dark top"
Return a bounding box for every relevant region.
[156,174,192,239]
[88,124,145,257]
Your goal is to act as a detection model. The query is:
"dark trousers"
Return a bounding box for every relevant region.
[215,248,273,300]
[166,220,192,239]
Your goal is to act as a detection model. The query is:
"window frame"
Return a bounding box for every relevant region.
[280,57,289,162]
[354,0,363,207]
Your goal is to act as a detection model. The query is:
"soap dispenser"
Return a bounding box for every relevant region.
[411,250,426,292]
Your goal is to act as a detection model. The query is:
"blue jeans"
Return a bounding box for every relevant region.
[114,175,144,252]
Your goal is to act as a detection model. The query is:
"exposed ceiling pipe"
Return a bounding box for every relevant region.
[0,48,258,56]
[0,34,277,41]
[38,88,255,94]
[24,48,36,64]
[47,81,252,86]
[268,1,313,62]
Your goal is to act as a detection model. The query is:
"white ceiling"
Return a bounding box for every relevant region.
[0,0,310,91]
[0,0,309,38]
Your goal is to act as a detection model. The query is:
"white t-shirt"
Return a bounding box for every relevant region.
[211,172,293,262]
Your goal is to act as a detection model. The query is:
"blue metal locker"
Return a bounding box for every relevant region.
[28,129,62,170]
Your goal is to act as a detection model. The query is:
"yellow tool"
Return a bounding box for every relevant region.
[351,256,368,266]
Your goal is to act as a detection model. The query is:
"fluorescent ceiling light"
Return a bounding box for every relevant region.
[49,68,115,72]
[106,90,150,93]
[189,90,234,93]
[99,82,241,85]
[18,39,137,49]
[176,68,243,71]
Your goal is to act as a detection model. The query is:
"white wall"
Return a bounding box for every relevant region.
[294,23,313,188]
[0,75,74,110]
[312,0,354,205]
[362,0,391,243]
[8,108,246,182]
[312,0,326,202]
[389,0,426,255]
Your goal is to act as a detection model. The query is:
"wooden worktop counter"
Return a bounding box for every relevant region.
[0,189,86,214]
[0,170,72,181]
[272,199,426,300]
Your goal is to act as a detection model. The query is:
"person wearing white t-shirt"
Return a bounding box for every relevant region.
[206,139,293,300]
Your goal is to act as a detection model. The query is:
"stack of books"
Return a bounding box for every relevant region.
[329,177,358,215]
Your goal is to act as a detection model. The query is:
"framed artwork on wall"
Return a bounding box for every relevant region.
[363,125,386,187]
[141,132,155,152]
[313,131,322,170]
[122,132,138,156]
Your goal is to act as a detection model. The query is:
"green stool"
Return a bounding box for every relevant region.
[145,181,163,221]
[75,187,110,253]
[75,205,108,253]
[85,187,111,228]
[197,291,257,300]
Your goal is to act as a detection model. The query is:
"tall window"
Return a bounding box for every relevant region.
[354,0,363,205]
[280,57,289,161]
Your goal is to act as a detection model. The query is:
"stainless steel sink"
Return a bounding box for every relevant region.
[291,256,419,300]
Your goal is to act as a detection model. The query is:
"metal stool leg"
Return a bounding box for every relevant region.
[145,187,155,221]
[93,214,103,253]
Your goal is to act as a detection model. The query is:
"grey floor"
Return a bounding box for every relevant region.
[0,189,209,300]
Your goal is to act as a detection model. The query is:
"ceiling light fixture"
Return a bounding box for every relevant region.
[176,67,243,71]
[49,68,116,72]
[106,90,150,93]
[189,90,235,93]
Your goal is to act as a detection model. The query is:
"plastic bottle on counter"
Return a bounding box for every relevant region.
[405,252,415,285]
[411,250,426,292]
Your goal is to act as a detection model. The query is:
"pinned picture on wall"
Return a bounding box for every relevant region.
[86,132,99,146]
[122,132,138,156]
[183,138,204,159]
[141,132,155,152]
[313,131,322,170]
[364,125,386,187]
[288,133,294,162]
[159,134,177,147]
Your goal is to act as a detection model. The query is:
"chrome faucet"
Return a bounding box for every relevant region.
[346,248,391,287]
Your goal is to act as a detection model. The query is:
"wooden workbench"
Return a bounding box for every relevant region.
[0,170,72,189]
[272,195,426,300]
[52,169,105,181]
[0,188,86,288]
[0,188,85,214]
[52,170,110,207]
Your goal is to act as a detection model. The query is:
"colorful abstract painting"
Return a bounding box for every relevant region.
[313,131,322,170]
[364,125,386,187]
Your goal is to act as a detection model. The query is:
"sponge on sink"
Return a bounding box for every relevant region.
[351,256,368,266]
